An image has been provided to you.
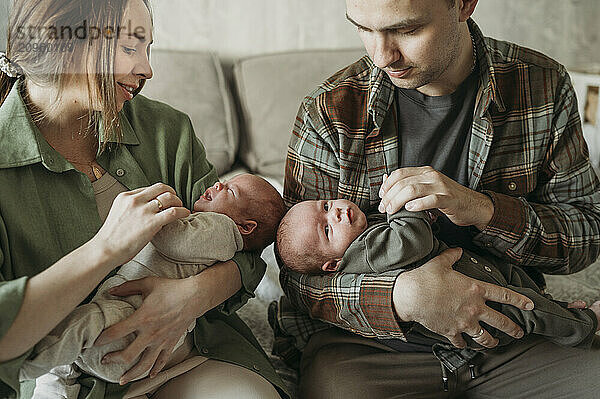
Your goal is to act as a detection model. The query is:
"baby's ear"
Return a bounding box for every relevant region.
[237,220,258,235]
[321,259,341,272]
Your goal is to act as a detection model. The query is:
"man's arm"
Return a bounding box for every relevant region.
[475,70,600,274]
[282,95,532,343]
[378,71,600,275]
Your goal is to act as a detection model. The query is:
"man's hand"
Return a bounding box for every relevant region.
[378,167,494,231]
[393,248,535,349]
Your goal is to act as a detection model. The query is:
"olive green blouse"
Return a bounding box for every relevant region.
[0,82,288,399]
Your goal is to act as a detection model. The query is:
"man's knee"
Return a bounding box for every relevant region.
[299,344,367,399]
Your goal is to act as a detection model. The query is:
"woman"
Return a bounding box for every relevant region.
[0,0,287,398]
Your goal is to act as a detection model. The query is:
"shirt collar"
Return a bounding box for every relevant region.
[469,18,506,115]
[0,80,139,169]
[365,18,506,133]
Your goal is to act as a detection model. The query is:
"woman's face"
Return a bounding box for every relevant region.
[69,0,153,113]
[113,0,153,111]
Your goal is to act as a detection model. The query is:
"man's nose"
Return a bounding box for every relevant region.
[214,182,224,191]
[372,33,400,69]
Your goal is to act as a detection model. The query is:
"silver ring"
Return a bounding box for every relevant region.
[154,198,163,212]
[470,328,485,339]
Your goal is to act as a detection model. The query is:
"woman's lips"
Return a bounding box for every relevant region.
[117,82,138,100]
[117,83,134,100]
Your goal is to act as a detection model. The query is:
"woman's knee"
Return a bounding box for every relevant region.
[153,359,281,399]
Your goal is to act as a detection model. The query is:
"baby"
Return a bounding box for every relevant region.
[276,199,600,359]
[20,174,285,397]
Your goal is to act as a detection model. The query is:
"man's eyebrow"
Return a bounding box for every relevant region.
[345,13,426,31]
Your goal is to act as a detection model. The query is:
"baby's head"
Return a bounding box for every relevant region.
[193,174,285,251]
[276,199,368,274]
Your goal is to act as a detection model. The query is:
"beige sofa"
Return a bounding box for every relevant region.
[142,49,600,394]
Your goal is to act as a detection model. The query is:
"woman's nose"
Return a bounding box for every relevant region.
[134,52,153,80]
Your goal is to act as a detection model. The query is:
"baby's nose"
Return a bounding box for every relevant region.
[331,207,342,222]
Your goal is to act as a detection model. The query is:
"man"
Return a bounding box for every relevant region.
[276,0,600,397]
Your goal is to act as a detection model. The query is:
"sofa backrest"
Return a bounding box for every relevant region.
[234,49,365,180]
[142,50,239,176]
[142,48,366,181]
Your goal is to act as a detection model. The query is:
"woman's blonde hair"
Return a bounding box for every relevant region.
[0,0,151,152]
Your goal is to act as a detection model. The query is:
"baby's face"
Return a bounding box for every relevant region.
[289,199,368,259]
[193,174,258,222]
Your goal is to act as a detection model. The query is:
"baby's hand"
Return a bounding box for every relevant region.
[590,301,600,332]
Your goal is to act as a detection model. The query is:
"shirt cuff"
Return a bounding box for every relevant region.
[473,190,527,255]
[359,274,406,337]
[0,277,28,341]
[0,349,32,397]
[216,251,266,315]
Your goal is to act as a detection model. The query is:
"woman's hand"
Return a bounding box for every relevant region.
[378,167,494,231]
[91,183,190,267]
[93,260,242,385]
[94,276,201,385]
[393,248,535,349]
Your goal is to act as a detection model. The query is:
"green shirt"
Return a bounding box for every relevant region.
[0,82,288,399]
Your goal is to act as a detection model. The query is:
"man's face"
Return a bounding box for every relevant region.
[193,174,259,223]
[288,200,368,261]
[346,0,462,92]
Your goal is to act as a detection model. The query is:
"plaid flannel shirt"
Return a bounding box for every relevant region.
[276,20,600,343]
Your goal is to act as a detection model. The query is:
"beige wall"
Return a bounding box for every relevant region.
[473,0,600,74]
[1,1,599,72]
[147,0,600,72]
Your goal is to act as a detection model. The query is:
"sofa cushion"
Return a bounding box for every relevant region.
[142,50,238,175]
[234,49,366,180]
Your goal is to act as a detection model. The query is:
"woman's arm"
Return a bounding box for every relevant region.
[0,239,113,362]
[0,184,189,362]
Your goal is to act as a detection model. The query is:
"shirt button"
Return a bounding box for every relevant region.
[116,168,125,177]
[485,242,493,248]
[508,182,517,191]
[253,365,260,371]
[201,347,209,354]
[484,266,492,272]
[470,257,478,264]
[47,158,54,165]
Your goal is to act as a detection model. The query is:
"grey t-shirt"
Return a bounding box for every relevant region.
[395,67,479,251]
[380,69,480,353]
